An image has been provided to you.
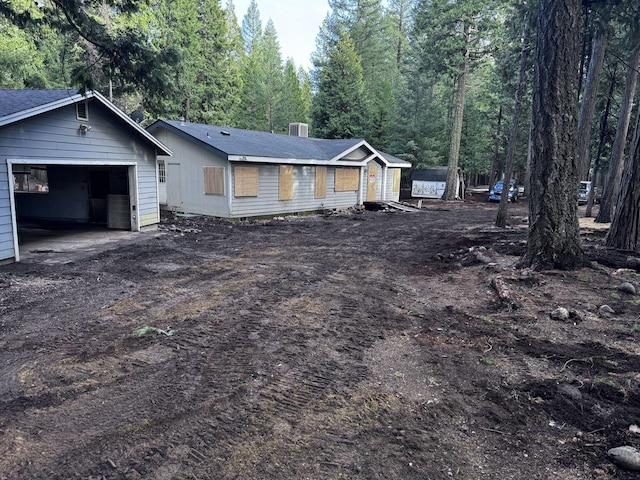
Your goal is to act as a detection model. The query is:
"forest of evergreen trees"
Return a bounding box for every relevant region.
[0,0,637,189]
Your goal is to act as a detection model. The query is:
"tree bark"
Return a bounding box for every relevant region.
[489,105,503,190]
[595,43,640,223]
[442,22,470,201]
[577,30,608,181]
[604,108,640,250]
[496,16,530,228]
[585,67,617,217]
[518,0,584,270]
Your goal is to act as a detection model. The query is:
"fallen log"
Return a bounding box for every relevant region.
[491,276,524,310]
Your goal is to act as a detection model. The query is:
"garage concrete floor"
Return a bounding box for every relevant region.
[17,223,159,264]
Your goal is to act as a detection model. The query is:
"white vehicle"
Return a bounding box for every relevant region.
[578,181,601,204]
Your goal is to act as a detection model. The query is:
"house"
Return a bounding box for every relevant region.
[411,166,462,199]
[0,89,172,263]
[146,120,411,219]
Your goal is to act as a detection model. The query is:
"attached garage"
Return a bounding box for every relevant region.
[0,89,172,263]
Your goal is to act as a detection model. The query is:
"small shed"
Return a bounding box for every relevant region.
[147,120,411,218]
[0,89,172,263]
[411,167,460,199]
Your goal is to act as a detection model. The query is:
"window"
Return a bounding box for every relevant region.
[158,161,166,183]
[234,166,259,197]
[13,165,48,193]
[315,166,327,198]
[279,165,293,200]
[204,166,225,195]
[76,101,89,121]
[335,168,359,192]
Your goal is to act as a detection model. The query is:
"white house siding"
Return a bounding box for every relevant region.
[230,164,359,218]
[386,168,401,202]
[0,101,159,230]
[153,129,230,217]
[0,161,15,261]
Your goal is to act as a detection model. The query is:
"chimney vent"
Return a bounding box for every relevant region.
[289,122,308,138]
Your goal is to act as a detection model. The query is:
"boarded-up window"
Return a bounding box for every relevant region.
[279,165,294,200]
[315,166,327,198]
[234,166,259,197]
[392,169,401,193]
[335,168,359,192]
[204,166,225,195]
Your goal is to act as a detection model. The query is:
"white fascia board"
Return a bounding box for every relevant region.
[227,155,378,167]
[328,140,368,162]
[0,90,173,156]
[0,92,82,127]
[90,91,173,156]
[8,158,137,166]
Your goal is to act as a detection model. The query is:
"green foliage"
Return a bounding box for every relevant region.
[311,32,371,139]
[0,19,47,88]
[0,0,179,95]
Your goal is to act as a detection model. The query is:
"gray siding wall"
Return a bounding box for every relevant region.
[0,101,159,227]
[0,161,15,261]
[153,129,230,217]
[230,164,359,218]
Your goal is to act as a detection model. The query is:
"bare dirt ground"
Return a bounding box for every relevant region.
[2,195,640,480]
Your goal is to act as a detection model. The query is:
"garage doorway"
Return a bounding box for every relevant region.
[8,161,139,261]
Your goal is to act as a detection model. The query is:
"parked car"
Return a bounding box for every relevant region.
[578,180,601,204]
[488,180,518,202]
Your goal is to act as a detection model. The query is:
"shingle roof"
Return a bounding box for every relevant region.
[0,89,171,155]
[0,89,79,117]
[157,120,365,161]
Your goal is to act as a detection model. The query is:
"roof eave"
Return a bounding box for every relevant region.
[0,91,84,128]
[90,91,173,156]
[0,90,173,156]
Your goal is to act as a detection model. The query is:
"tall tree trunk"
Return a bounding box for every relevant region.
[595,43,640,223]
[604,109,640,250]
[489,105,503,190]
[524,119,532,196]
[442,22,470,201]
[585,67,617,217]
[518,0,584,270]
[496,17,530,228]
[577,30,608,181]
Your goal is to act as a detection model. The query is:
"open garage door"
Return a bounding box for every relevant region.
[7,161,139,261]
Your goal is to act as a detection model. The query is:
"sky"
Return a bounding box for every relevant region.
[231,0,330,71]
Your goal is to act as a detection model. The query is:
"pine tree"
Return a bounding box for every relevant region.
[312,32,370,139]
[519,0,584,270]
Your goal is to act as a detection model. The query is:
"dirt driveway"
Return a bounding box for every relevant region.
[1,196,640,479]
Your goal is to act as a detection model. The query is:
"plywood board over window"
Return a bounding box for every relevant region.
[315,166,327,198]
[392,169,401,193]
[335,167,360,192]
[234,166,259,197]
[204,166,225,195]
[279,165,294,200]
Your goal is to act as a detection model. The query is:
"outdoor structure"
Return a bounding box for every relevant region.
[411,166,462,199]
[147,120,411,218]
[0,89,172,263]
